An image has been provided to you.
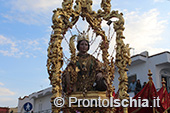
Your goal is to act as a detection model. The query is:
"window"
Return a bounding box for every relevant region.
[38,103,42,113]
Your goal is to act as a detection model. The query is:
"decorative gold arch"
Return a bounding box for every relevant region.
[47,0,131,113]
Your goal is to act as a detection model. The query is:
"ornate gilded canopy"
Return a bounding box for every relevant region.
[47,0,131,113]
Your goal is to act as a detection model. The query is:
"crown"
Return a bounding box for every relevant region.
[77,31,89,42]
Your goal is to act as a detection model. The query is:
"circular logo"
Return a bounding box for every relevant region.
[54,97,65,107]
[23,102,33,112]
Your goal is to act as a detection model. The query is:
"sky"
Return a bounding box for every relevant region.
[0,0,170,107]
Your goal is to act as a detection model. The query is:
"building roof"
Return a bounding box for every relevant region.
[131,51,170,58]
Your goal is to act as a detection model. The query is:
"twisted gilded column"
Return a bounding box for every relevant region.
[47,19,63,113]
[47,0,78,112]
[114,13,131,113]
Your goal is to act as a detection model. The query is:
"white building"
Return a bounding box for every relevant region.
[18,51,170,111]
[18,87,52,113]
[114,51,170,93]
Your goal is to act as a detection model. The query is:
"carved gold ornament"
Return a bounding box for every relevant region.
[47,0,131,113]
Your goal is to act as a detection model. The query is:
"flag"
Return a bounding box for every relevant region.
[158,86,169,110]
[128,80,165,113]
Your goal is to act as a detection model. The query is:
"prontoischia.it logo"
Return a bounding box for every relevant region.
[54,97,160,108]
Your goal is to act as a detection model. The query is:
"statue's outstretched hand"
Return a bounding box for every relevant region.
[96,72,104,81]
[95,72,107,91]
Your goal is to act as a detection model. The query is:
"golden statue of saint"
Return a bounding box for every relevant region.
[62,32,107,94]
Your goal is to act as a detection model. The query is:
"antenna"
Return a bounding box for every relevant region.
[130,47,135,56]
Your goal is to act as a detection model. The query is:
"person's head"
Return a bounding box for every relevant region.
[77,40,90,54]
[132,79,135,83]
[137,79,140,83]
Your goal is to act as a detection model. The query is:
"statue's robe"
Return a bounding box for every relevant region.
[62,53,107,93]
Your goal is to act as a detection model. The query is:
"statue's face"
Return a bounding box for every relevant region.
[79,40,89,53]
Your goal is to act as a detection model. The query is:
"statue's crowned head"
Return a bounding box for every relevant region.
[76,31,90,51]
[77,31,89,43]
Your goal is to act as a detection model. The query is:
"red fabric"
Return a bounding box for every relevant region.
[128,81,165,113]
[158,86,169,110]
[0,107,9,113]
[112,91,115,97]
[114,90,119,99]
[168,92,170,110]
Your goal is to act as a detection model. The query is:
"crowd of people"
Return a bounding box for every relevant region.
[128,79,147,95]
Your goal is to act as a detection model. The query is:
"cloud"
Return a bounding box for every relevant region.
[124,9,168,55]
[0,87,15,96]
[0,82,16,107]
[145,47,170,55]
[42,78,50,86]
[2,0,62,24]
[2,0,109,25]
[2,2,168,57]
[2,13,45,25]
[0,35,16,46]
[0,97,17,107]
[153,0,165,2]
[0,35,20,57]
[10,0,62,13]
[0,82,4,86]
[0,35,48,57]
